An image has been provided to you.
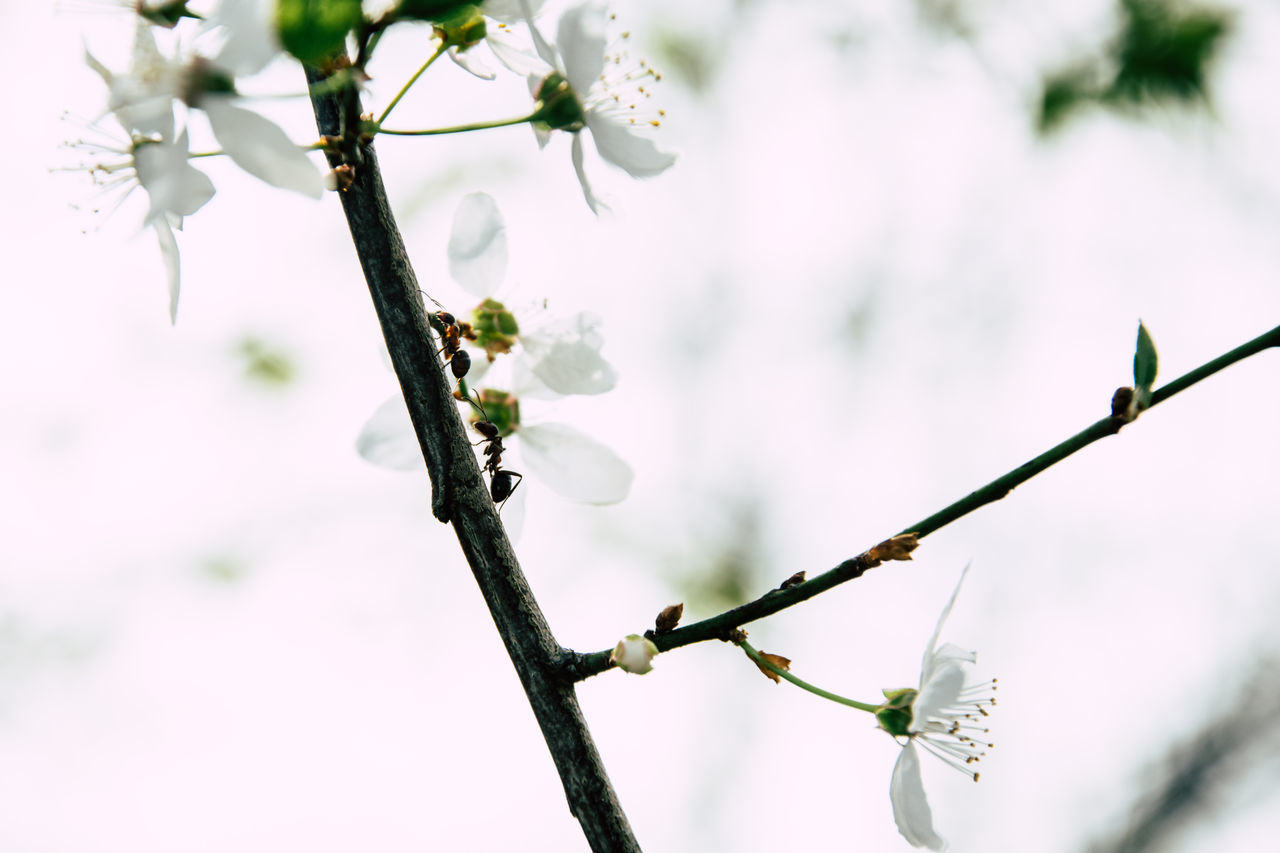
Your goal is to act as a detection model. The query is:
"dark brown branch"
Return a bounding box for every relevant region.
[564,323,1280,681]
[306,65,640,853]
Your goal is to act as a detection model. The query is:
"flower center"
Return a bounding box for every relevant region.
[912,678,997,782]
[585,29,668,131]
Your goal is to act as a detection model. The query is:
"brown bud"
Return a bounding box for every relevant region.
[753,652,792,684]
[655,603,684,634]
[326,164,356,192]
[1111,386,1139,421]
[779,571,806,590]
[866,533,920,567]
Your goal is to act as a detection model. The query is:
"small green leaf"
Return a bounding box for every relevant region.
[1134,321,1158,391]
[278,0,363,65]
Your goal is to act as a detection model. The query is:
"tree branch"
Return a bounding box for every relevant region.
[564,323,1280,681]
[306,65,640,853]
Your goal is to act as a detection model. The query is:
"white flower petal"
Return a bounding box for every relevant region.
[520,311,617,395]
[517,0,559,67]
[486,0,546,23]
[202,97,325,198]
[890,742,948,851]
[207,0,282,77]
[557,0,607,96]
[585,112,677,178]
[153,219,182,324]
[447,192,508,297]
[518,422,632,504]
[134,132,216,221]
[922,563,971,675]
[488,30,547,77]
[448,45,498,80]
[911,662,967,734]
[571,132,607,214]
[356,396,423,471]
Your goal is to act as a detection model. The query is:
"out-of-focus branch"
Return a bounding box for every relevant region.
[305,64,640,853]
[1085,658,1280,853]
[565,323,1280,681]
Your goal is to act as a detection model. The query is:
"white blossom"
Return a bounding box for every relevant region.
[88,19,323,198]
[448,0,550,80]
[884,565,995,851]
[516,0,675,213]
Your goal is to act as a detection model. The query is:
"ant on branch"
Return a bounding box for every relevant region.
[433,310,477,381]
[467,395,524,510]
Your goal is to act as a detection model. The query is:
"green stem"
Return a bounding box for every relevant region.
[739,640,880,713]
[563,322,1280,682]
[376,112,540,137]
[375,43,448,127]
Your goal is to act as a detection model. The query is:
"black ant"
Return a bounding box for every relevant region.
[434,311,477,380]
[471,408,524,510]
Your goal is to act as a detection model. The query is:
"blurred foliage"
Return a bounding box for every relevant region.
[675,500,768,612]
[1037,0,1234,135]
[237,336,297,386]
[199,555,250,584]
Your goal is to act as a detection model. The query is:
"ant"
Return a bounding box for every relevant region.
[433,310,477,380]
[470,403,524,510]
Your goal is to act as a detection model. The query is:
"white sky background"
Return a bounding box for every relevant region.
[3,0,1280,851]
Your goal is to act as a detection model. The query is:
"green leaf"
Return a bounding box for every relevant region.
[278,0,363,65]
[1134,321,1158,391]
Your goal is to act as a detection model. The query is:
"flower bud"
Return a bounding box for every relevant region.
[611,634,659,674]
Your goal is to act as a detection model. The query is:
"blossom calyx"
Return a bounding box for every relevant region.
[470,298,520,359]
[532,72,587,132]
[876,687,917,738]
[433,5,488,48]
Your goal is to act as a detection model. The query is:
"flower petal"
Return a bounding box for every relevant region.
[447,192,508,297]
[571,132,607,214]
[517,0,559,67]
[519,312,618,395]
[557,0,607,96]
[201,97,325,198]
[356,396,423,471]
[922,563,971,676]
[448,45,498,80]
[134,132,217,221]
[486,0,547,23]
[207,0,283,77]
[911,661,967,734]
[890,742,948,851]
[153,219,182,324]
[518,422,632,504]
[487,30,547,77]
[585,112,677,178]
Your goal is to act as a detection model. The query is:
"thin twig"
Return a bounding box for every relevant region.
[564,323,1280,681]
[305,65,641,853]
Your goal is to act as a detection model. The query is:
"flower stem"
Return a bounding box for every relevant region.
[739,640,880,713]
[375,43,448,127]
[376,112,540,137]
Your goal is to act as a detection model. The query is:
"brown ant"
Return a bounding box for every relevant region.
[434,311,477,380]
[471,407,524,510]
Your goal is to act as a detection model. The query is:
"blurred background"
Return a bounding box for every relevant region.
[4,0,1280,850]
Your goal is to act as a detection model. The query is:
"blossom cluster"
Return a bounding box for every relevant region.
[357,191,633,522]
[69,0,675,322]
